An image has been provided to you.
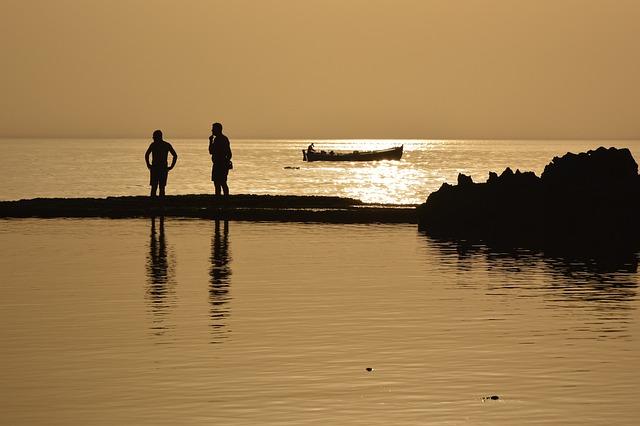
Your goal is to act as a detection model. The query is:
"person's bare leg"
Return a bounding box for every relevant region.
[214,182,221,196]
[222,183,229,196]
[151,184,158,197]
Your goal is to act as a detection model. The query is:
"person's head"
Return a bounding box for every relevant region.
[211,122,223,136]
[152,130,163,142]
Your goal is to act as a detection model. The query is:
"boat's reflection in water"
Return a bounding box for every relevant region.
[145,216,177,337]
[210,220,232,343]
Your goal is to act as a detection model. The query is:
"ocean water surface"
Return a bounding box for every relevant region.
[2,139,639,203]
[2,139,640,424]
[1,219,639,425]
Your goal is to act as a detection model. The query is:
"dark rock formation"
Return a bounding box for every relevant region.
[457,173,474,186]
[418,147,640,249]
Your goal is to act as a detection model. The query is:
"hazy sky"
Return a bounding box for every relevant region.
[1,0,639,139]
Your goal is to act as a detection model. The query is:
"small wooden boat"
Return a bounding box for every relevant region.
[303,145,403,162]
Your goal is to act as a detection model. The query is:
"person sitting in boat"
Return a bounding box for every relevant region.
[307,143,315,152]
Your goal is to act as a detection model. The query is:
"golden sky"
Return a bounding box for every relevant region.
[1,0,639,139]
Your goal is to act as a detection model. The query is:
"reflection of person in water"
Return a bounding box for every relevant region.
[146,216,175,335]
[210,220,232,340]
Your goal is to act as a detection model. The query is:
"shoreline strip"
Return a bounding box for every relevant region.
[0,194,418,224]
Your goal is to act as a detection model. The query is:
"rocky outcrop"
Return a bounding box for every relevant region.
[0,194,417,224]
[418,147,640,249]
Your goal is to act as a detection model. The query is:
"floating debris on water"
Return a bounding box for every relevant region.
[482,395,500,401]
[284,166,300,169]
[365,367,373,372]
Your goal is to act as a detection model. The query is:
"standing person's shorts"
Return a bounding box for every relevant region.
[150,166,169,187]
[211,163,229,183]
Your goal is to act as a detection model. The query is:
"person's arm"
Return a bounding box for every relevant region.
[145,145,152,169]
[208,135,214,155]
[168,145,178,170]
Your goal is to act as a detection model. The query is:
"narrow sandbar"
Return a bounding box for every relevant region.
[0,194,417,224]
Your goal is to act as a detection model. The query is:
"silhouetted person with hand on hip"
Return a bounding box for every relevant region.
[208,122,232,196]
[145,130,178,197]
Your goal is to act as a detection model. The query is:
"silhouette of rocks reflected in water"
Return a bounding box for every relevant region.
[210,220,232,342]
[146,216,176,336]
[422,232,638,337]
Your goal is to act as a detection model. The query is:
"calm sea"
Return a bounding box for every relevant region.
[1,219,639,425]
[1,140,640,424]
[2,138,639,204]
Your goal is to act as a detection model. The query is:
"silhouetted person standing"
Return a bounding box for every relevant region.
[208,122,232,196]
[145,130,178,197]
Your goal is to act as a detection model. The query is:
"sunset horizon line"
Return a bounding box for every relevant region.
[2,135,639,142]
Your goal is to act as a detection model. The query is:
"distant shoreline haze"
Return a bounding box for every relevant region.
[1,137,640,142]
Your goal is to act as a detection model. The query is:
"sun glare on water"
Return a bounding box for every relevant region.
[303,140,431,204]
